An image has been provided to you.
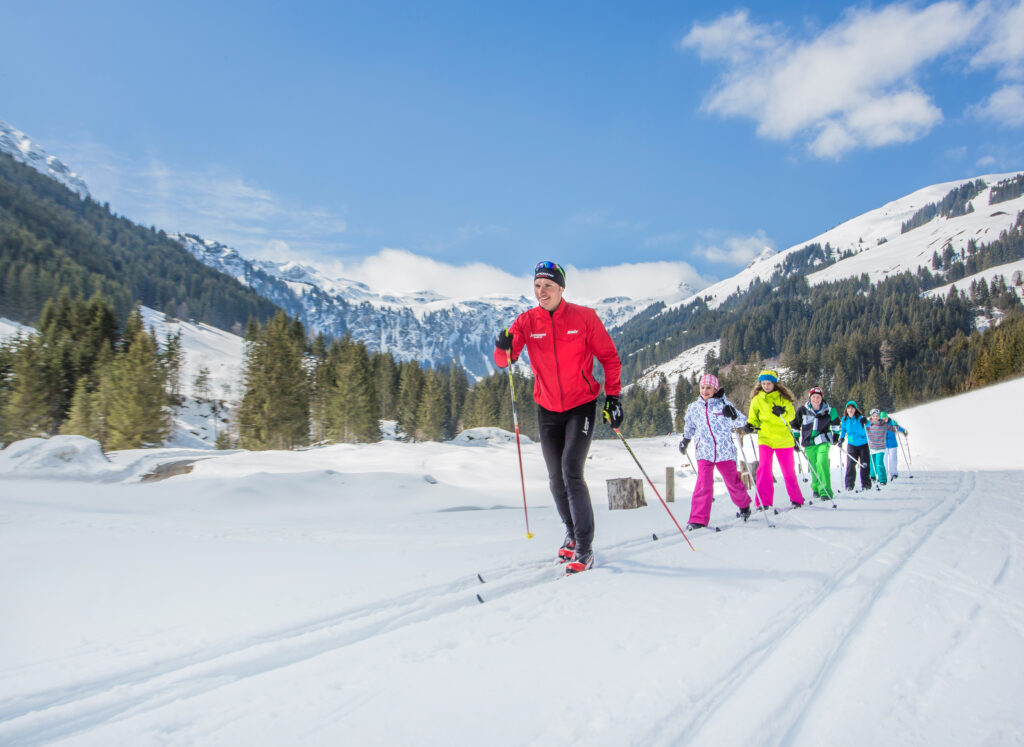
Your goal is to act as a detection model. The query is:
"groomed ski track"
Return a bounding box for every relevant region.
[0,470,1021,745]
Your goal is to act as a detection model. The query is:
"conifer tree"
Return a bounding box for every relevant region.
[415,369,446,441]
[328,340,379,443]
[396,361,424,440]
[104,327,170,449]
[1,336,51,441]
[237,311,311,450]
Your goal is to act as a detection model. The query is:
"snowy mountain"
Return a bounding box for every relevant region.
[634,171,1024,394]
[0,119,89,198]
[173,233,686,378]
[667,171,1024,313]
[1,374,1022,744]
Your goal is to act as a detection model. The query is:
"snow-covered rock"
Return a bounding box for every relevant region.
[0,119,90,198]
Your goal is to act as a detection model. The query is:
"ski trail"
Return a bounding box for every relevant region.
[0,528,690,745]
[638,472,973,746]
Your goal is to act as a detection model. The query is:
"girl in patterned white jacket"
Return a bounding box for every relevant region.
[678,373,753,529]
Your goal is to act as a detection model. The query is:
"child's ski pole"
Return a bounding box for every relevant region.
[611,426,694,551]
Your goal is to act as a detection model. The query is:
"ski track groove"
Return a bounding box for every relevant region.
[0,529,676,745]
[642,471,974,747]
[1,473,980,745]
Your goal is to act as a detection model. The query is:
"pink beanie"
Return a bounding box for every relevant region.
[699,373,719,389]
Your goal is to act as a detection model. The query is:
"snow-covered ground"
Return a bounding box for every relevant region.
[1,378,1023,746]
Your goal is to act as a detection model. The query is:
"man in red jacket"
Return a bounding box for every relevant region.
[495,261,623,573]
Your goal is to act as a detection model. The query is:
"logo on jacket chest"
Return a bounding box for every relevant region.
[530,333,547,339]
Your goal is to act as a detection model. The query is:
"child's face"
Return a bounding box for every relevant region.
[761,380,775,392]
[810,394,823,408]
[870,414,880,423]
[846,406,855,416]
[699,384,716,399]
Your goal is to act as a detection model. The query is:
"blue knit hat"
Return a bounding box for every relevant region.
[758,369,779,383]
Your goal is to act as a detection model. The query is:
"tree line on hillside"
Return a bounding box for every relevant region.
[0,151,279,331]
[0,292,176,448]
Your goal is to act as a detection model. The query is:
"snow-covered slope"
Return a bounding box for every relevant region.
[667,171,1024,312]
[0,378,1021,745]
[0,119,89,198]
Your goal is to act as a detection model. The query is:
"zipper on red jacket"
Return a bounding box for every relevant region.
[549,307,564,410]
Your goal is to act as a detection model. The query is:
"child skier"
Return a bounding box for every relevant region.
[791,386,840,500]
[745,369,804,509]
[839,401,872,492]
[865,408,898,486]
[678,373,753,529]
[880,411,908,479]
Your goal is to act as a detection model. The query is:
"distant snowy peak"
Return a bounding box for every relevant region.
[746,246,777,268]
[0,119,90,198]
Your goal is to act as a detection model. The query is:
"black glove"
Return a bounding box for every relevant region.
[745,423,759,434]
[832,433,841,445]
[859,416,868,425]
[838,438,846,449]
[602,395,623,428]
[678,437,691,453]
[793,442,802,454]
[771,405,786,416]
[721,404,738,419]
[495,329,513,351]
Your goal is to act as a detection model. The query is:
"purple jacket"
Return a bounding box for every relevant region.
[682,392,748,463]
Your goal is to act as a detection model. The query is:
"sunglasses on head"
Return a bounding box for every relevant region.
[535,261,564,273]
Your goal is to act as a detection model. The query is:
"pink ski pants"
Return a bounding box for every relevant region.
[690,459,752,525]
[755,445,804,507]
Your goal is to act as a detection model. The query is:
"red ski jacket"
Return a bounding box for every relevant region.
[494,301,621,413]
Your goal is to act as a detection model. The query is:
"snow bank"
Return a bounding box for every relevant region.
[890,376,1024,471]
[451,427,532,446]
[0,436,117,480]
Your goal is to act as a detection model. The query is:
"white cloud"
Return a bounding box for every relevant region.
[681,2,984,157]
[977,154,998,166]
[696,230,774,265]
[971,0,1024,79]
[969,84,1024,126]
[318,250,708,301]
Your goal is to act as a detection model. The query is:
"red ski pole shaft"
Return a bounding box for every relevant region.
[506,348,533,539]
[612,427,694,551]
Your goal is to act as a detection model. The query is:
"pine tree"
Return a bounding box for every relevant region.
[236,311,311,450]
[1,337,51,441]
[415,369,446,441]
[396,362,424,440]
[104,327,170,449]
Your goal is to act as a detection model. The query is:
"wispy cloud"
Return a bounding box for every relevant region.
[968,84,1024,126]
[318,250,708,301]
[52,139,350,260]
[679,2,990,158]
[695,230,774,265]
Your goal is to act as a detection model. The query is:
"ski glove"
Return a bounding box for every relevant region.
[495,329,513,351]
[678,437,691,453]
[771,404,786,416]
[721,404,738,419]
[744,423,759,434]
[602,395,623,428]
[859,416,868,425]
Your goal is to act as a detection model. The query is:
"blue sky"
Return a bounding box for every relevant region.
[2,0,1023,297]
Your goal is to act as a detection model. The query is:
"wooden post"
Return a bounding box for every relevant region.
[606,477,646,510]
[665,466,675,503]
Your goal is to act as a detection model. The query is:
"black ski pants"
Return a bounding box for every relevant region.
[538,399,597,554]
[845,443,871,489]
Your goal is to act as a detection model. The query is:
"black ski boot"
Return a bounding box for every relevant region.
[686,522,707,531]
[738,506,752,521]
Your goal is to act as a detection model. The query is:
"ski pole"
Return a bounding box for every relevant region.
[611,426,695,551]
[505,346,533,539]
[734,430,774,528]
[897,431,914,478]
[681,444,698,474]
[797,441,837,508]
